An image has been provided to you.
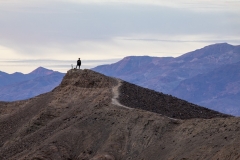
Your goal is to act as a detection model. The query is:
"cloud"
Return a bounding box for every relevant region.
[0,1,239,46]
[0,0,239,73]
[0,58,120,73]
[122,37,240,44]
[63,0,240,12]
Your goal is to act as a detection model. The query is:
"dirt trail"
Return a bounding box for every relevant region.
[111,79,133,110]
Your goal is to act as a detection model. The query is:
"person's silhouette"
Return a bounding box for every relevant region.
[76,58,81,69]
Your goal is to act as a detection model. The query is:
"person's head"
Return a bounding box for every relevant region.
[78,58,80,60]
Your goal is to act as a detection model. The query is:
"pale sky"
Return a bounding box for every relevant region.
[0,0,240,73]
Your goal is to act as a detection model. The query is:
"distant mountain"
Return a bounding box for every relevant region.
[0,71,29,88]
[0,67,56,88]
[92,43,240,115]
[0,67,65,101]
[93,43,240,93]
[29,66,55,76]
[170,61,240,116]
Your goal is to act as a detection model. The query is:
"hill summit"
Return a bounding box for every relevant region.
[0,69,239,160]
[57,69,228,119]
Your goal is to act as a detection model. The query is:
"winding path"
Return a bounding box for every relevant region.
[111,79,133,110]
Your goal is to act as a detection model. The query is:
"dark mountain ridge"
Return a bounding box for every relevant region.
[118,81,229,119]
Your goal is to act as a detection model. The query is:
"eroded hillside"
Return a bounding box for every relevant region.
[0,69,239,160]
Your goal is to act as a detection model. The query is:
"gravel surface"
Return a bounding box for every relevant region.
[119,81,231,119]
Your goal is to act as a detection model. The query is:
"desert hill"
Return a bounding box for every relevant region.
[0,69,239,160]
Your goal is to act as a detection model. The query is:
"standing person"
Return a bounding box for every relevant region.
[76,58,81,69]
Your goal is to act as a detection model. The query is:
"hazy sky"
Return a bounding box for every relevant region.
[1,0,240,73]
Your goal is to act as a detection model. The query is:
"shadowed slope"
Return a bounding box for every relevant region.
[119,81,230,119]
[0,69,239,160]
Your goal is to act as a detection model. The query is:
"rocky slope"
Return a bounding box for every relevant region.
[0,69,239,160]
[118,81,229,119]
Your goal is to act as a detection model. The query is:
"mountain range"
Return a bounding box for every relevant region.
[1,69,239,160]
[172,61,240,115]
[0,67,64,101]
[93,43,240,116]
[1,43,239,116]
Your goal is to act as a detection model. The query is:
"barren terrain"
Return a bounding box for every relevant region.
[0,69,239,160]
